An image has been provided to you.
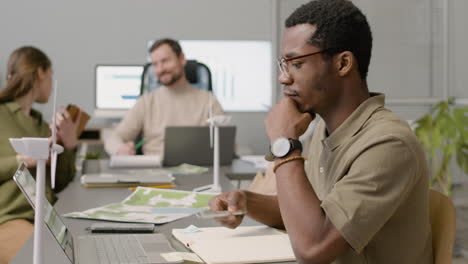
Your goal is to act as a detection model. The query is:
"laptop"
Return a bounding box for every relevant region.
[163,126,236,166]
[13,163,182,264]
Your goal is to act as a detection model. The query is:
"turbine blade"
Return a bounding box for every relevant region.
[51,151,57,189]
[209,96,213,148]
[51,80,58,189]
[52,80,58,146]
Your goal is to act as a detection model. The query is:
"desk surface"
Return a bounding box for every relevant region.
[12,159,294,264]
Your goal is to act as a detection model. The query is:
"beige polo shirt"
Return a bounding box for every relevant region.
[305,93,432,264]
[105,84,224,156]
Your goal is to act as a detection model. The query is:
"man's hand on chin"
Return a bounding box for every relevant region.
[265,97,314,141]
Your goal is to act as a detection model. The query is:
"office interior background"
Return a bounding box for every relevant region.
[0,0,467,180]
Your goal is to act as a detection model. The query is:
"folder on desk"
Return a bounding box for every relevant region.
[81,170,174,187]
[172,225,295,264]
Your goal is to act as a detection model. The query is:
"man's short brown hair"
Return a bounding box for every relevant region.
[148,38,183,57]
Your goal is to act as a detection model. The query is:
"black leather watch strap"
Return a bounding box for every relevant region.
[265,138,302,162]
[288,138,302,153]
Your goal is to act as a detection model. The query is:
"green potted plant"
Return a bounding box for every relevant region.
[414,97,468,196]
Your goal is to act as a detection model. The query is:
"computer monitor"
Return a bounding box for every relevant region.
[94,65,144,117]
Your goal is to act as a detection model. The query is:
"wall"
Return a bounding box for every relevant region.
[0,0,274,154]
[452,0,468,99]
[0,0,466,157]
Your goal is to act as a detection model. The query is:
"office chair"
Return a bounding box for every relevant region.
[140,60,212,95]
[429,189,456,264]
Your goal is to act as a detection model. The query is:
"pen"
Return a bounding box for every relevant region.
[195,210,246,219]
[128,184,174,191]
[134,139,144,150]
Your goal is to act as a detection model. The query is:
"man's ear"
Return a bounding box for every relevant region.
[179,53,187,66]
[334,51,354,77]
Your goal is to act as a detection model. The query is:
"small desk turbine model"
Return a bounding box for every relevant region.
[8,81,63,264]
[194,97,231,193]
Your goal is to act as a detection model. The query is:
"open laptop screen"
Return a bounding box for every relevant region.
[163,126,236,166]
[13,163,75,263]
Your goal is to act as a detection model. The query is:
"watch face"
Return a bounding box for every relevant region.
[271,137,290,157]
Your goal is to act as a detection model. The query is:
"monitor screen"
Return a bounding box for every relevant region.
[95,65,144,110]
[179,40,272,112]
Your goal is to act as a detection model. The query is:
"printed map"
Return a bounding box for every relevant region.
[64,187,216,224]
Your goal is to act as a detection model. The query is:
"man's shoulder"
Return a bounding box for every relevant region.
[363,108,417,142]
[352,108,425,162]
[187,85,212,96]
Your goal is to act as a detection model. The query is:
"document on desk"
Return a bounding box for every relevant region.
[172,225,295,264]
[239,155,271,171]
[80,169,174,187]
[167,163,208,174]
[64,187,216,224]
[109,155,162,168]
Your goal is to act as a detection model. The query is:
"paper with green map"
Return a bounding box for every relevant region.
[63,187,216,224]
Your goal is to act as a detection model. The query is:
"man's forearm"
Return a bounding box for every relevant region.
[244,191,284,228]
[104,132,125,155]
[274,155,348,262]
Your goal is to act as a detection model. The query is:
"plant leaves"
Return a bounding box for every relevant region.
[413,99,468,193]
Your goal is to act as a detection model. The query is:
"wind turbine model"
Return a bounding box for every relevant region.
[194,97,231,193]
[9,81,63,264]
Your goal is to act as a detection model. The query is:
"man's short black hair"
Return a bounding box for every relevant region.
[286,0,373,80]
[149,38,183,57]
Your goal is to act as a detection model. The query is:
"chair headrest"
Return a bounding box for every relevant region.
[185,60,199,84]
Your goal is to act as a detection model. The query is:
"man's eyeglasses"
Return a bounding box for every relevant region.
[277,50,327,77]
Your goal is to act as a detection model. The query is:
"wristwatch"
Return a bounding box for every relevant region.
[265,137,302,161]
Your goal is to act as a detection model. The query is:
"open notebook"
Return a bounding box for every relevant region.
[172,226,295,264]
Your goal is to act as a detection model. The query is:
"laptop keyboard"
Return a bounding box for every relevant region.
[93,235,149,264]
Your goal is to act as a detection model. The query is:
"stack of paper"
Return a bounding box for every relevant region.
[80,170,174,187]
[109,155,162,168]
[172,225,295,264]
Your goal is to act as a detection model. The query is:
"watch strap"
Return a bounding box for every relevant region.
[265,138,302,162]
[288,138,302,153]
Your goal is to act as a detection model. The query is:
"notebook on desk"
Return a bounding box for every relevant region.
[80,169,174,187]
[12,163,182,264]
[163,126,236,166]
[172,225,295,264]
[109,155,162,168]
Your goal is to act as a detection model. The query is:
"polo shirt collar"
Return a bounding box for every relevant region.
[322,92,385,151]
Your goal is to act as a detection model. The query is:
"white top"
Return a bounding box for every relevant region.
[104,85,224,156]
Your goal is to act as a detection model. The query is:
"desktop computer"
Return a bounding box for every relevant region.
[94,65,144,118]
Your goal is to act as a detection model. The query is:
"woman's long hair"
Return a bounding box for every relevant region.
[0,46,51,103]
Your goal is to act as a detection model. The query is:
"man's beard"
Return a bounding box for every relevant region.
[158,71,183,86]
